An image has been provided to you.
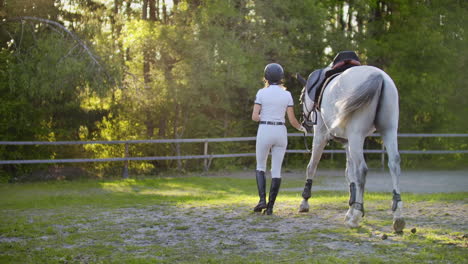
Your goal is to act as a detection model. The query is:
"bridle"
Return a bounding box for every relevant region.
[299,87,317,132]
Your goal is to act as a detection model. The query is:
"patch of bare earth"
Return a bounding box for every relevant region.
[2,199,467,259]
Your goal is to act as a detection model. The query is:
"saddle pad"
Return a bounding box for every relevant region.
[317,73,342,110]
[305,69,323,100]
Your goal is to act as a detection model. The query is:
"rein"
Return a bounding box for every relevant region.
[299,89,317,128]
[300,89,316,153]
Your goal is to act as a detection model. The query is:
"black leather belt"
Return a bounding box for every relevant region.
[259,121,285,125]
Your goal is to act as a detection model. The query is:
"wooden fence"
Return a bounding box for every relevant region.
[1,133,467,178]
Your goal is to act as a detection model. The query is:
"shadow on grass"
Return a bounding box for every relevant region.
[0,176,466,211]
[0,176,265,209]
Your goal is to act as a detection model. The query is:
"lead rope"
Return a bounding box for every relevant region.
[303,132,311,153]
[300,112,313,153]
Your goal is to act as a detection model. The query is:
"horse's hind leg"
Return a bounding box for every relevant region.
[344,136,367,228]
[381,129,405,233]
[299,128,328,213]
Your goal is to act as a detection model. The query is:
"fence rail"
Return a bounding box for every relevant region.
[1,133,467,146]
[1,133,467,177]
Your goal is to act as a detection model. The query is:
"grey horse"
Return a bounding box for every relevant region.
[298,65,405,232]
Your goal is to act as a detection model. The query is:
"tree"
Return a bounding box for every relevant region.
[1,0,466,179]
[0,6,115,179]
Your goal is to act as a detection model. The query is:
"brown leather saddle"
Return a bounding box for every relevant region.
[305,51,361,109]
[300,51,361,128]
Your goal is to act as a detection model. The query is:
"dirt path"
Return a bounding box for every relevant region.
[3,196,466,262]
[6,196,464,262]
[101,169,468,260]
[95,200,468,258]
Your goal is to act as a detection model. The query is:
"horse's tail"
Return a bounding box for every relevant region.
[332,72,383,129]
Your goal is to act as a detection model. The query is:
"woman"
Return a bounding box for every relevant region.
[251,63,307,215]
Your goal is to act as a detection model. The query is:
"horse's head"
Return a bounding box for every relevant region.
[296,73,315,132]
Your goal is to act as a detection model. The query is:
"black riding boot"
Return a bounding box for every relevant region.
[265,178,282,215]
[253,170,267,212]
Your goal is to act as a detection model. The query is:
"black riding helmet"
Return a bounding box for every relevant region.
[264,63,284,84]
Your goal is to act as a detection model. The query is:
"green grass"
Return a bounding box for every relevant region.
[0,176,467,263]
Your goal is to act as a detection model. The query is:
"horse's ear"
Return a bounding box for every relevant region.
[295,73,307,86]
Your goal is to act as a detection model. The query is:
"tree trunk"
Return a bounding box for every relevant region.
[142,0,148,20]
[149,0,157,21]
[368,0,388,68]
[156,0,160,21]
[146,121,154,137]
[338,2,345,30]
[223,112,228,137]
[346,1,353,32]
[173,103,183,171]
[373,1,383,21]
[0,0,5,17]
[158,116,166,137]
[143,49,151,84]
[112,0,124,62]
[125,0,132,17]
[162,1,168,24]
[142,0,151,84]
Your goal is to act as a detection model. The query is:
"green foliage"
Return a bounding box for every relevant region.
[0,0,467,179]
[0,17,115,180]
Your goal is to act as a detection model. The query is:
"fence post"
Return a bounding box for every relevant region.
[123,142,129,178]
[381,143,385,171]
[203,140,209,171]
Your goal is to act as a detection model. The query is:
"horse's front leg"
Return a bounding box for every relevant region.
[299,126,328,213]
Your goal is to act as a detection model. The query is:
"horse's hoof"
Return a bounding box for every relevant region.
[344,216,361,228]
[393,218,406,233]
[299,200,309,213]
[344,208,352,222]
[345,220,360,228]
[344,208,353,222]
[344,208,362,228]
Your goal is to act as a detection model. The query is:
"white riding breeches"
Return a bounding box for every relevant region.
[256,124,287,178]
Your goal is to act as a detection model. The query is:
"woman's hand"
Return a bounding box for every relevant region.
[297,125,308,135]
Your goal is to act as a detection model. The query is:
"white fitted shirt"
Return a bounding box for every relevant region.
[254,85,294,123]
